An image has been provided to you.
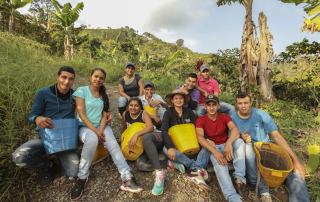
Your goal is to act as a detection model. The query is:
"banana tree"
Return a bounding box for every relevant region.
[281,0,320,33]
[217,0,275,103]
[51,0,84,60]
[94,46,117,60]
[151,50,180,75]
[0,0,33,34]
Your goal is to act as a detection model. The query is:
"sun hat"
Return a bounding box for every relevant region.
[125,62,135,69]
[205,94,219,104]
[165,90,191,106]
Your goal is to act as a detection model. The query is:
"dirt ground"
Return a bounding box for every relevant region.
[35,77,290,202]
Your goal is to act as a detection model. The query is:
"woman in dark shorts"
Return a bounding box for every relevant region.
[118,63,143,117]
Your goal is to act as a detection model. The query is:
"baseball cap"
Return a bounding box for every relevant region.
[125,62,135,69]
[200,64,210,72]
[205,94,219,104]
[144,81,155,88]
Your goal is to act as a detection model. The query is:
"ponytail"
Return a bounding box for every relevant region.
[91,68,109,112]
[99,84,109,112]
[172,107,181,124]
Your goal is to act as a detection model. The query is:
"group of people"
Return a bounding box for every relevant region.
[12,63,309,202]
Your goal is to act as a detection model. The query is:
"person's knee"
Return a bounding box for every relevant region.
[233,138,245,150]
[83,132,98,146]
[117,97,127,107]
[12,147,30,167]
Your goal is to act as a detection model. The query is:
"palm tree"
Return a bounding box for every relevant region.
[151,50,180,75]
[0,0,33,34]
[51,0,84,60]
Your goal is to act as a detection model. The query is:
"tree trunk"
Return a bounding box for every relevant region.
[64,34,71,60]
[71,44,74,60]
[258,12,275,102]
[0,11,3,31]
[9,14,14,34]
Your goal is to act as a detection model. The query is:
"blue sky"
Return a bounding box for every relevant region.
[18,0,319,55]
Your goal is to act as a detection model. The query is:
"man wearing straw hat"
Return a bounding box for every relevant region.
[231,92,309,202]
[196,94,249,202]
[139,81,168,126]
[12,66,80,187]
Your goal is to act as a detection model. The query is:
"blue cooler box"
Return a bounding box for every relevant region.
[40,119,79,155]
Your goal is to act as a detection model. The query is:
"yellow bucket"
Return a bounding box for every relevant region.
[254,142,293,188]
[121,122,145,161]
[144,105,158,116]
[92,144,110,165]
[144,105,158,125]
[168,123,200,156]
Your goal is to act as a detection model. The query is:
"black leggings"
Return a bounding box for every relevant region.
[135,132,167,171]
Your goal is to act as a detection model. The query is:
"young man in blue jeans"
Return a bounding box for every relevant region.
[232,92,310,202]
[195,64,236,117]
[195,94,248,202]
[12,66,80,187]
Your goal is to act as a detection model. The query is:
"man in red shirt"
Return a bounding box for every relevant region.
[195,94,248,202]
[195,64,236,117]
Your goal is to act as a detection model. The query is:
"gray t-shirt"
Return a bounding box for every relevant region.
[118,74,142,97]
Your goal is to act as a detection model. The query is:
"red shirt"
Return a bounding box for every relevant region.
[196,113,232,145]
[197,76,220,105]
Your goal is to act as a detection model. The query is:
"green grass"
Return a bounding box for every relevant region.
[0,32,125,201]
[1,32,319,201]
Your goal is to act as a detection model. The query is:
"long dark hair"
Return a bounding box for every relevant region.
[171,94,183,124]
[91,68,109,112]
[128,97,143,111]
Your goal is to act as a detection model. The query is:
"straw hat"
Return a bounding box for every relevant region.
[165,90,191,106]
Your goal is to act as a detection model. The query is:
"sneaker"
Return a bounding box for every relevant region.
[200,169,211,183]
[168,160,185,173]
[186,169,211,191]
[120,177,143,193]
[152,171,165,196]
[70,177,88,200]
[41,160,55,187]
[235,181,249,202]
[260,195,273,202]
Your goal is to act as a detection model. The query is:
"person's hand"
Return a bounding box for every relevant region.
[167,148,176,161]
[35,116,54,129]
[292,159,306,181]
[224,142,234,161]
[128,134,138,150]
[204,91,208,97]
[179,86,189,95]
[213,150,228,166]
[241,130,252,143]
[95,130,106,143]
[151,116,161,125]
[105,112,112,124]
[149,100,161,108]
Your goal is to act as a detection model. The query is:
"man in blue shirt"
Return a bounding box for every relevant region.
[231,92,309,202]
[140,81,168,126]
[12,66,80,187]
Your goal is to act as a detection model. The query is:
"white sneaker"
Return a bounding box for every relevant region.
[260,195,273,202]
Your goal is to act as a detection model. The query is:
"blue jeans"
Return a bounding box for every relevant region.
[78,124,132,181]
[201,139,246,202]
[245,143,310,202]
[162,146,209,171]
[12,136,79,180]
[196,102,236,117]
[117,96,128,108]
